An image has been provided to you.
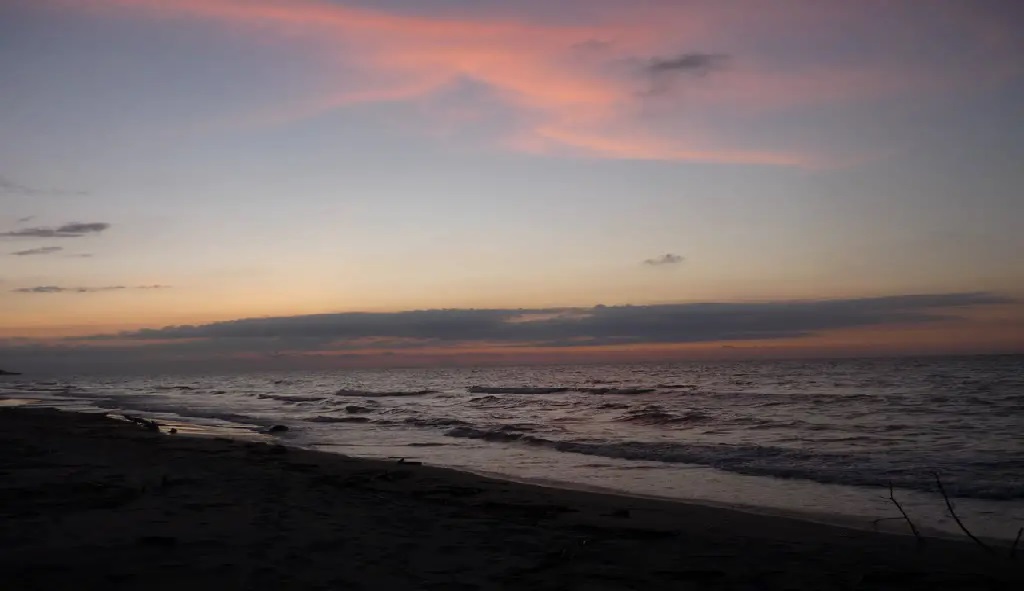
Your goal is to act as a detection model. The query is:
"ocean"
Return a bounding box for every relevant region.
[3,355,1022,540]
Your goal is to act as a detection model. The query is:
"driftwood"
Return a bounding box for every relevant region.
[885,481,924,545]
[932,472,992,555]
[878,478,1022,558]
[123,414,160,432]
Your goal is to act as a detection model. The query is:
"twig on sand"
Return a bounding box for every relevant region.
[1010,527,1022,560]
[886,481,924,546]
[932,472,992,555]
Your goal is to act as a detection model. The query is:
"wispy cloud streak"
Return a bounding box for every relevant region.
[11,246,63,256]
[1,222,110,238]
[12,284,170,293]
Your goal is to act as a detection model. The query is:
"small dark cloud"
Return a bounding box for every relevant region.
[0,222,110,238]
[648,52,730,75]
[136,284,172,289]
[11,246,63,256]
[0,175,88,197]
[65,253,94,258]
[643,253,684,266]
[16,216,35,224]
[642,52,730,96]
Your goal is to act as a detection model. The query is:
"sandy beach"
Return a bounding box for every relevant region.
[1,407,1020,590]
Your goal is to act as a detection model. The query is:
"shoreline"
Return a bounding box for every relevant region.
[443,467,963,543]
[2,406,1021,589]
[4,399,1019,540]
[144,408,1022,544]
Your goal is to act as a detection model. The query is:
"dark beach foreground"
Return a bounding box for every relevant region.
[1,408,1020,590]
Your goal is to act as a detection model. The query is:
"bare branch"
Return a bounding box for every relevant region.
[932,472,992,554]
[886,481,924,546]
[1011,527,1022,560]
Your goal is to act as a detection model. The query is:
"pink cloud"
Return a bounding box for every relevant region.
[67,0,1021,165]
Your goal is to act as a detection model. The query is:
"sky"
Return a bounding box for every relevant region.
[1,0,1023,373]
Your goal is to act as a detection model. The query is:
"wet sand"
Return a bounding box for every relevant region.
[1,407,1020,590]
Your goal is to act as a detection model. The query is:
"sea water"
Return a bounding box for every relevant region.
[3,355,1022,540]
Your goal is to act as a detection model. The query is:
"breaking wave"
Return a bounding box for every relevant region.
[616,405,710,425]
[468,386,568,394]
[577,387,657,395]
[445,425,536,443]
[401,417,471,428]
[257,394,326,403]
[307,415,372,424]
[467,385,656,395]
[335,389,436,397]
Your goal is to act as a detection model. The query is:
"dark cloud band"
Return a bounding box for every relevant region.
[0,292,1010,373]
[91,292,1008,347]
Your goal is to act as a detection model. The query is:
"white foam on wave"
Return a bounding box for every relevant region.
[442,426,1024,500]
[335,389,436,397]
